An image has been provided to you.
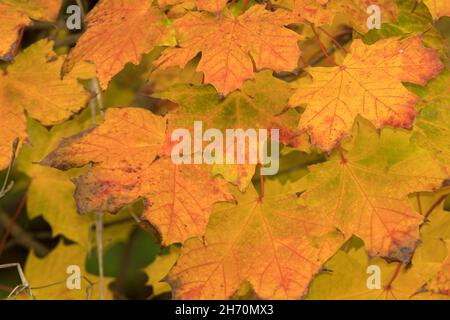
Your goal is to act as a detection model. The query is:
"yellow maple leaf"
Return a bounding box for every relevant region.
[168,181,344,299]
[423,0,450,20]
[0,40,93,170]
[289,36,443,151]
[430,240,450,295]
[16,116,94,248]
[24,242,112,300]
[144,246,180,297]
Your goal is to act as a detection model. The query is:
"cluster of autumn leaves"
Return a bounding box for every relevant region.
[0,0,449,300]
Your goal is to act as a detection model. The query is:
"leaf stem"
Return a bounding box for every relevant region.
[13,26,26,57]
[242,0,249,13]
[416,194,423,215]
[411,0,419,14]
[385,262,402,291]
[310,24,338,66]
[318,26,348,54]
[259,164,264,201]
[337,146,347,164]
[424,194,447,219]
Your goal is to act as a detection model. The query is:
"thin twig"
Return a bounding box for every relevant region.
[95,212,105,300]
[90,78,105,123]
[88,78,106,300]
[0,138,19,200]
[89,93,97,126]
[5,275,95,300]
[0,263,34,299]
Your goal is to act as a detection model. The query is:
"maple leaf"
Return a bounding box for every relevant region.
[168,180,345,299]
[158,0,186,6]
[408,71,450,174]
[278,0,397,33]
[362,0,448,60]
[430,240,450,295]
[308,199,450,299]
[25,241,112,300]
[155,71,305,190]
[423,0,450,20]
[286,0,335,26]
[144,245,180,298]
[157,0,196,18]
[294,120,448,258]
[328,0,398,33]
[0,87,26,171]
[196,0,228,12]
[0,40,93,170]
[154,5,302,94]
[158,0,227,13]
[16,115,94,248]
[0,0,61,60]
[289,36,443,151]
[42,107,233,245]
[63,0,173,90]
[307,242,450,299]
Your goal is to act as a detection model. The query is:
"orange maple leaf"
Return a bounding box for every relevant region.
[196,0,228,12]
[63,0,172,89]
[158,0,227,13]
[42,108,234,245]
[289,36,443,151]
[290,0,335,26]
[0,0,61,60]
[154,5,302,95]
